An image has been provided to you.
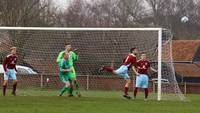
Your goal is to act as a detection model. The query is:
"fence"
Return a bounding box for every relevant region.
[0,74,199,94]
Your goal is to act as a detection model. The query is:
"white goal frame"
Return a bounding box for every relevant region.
[0,27,163,101]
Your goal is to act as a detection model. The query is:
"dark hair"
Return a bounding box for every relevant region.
[65,42,71,46]
[140,52,146,55]
[130,47,136,53]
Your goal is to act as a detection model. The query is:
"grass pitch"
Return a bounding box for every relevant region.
[0,89,199,113]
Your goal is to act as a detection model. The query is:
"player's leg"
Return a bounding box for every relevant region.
[70,78,81,97]
[60,81,71,96]
[114,65,130,78]
[141,74,149,100]
[10,69,17,96]
[2,80,8,96]
[68,79,73,97]
[59,74,71,96]
[59,73,71,96]
[101,65,131,99]
[12,80,17,96]
[133,75,142,99]
[123,78,131,99]
[3,70,9,96]
[69,68,81,97]
[118,70,131,99]
[99,66,117,75]
[144,88,149,100]
[133,87,138,99]
[74,79,81,97]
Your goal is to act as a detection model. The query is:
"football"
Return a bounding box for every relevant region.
[181,16,189,23]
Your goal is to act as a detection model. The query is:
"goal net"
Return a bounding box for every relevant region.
[0,27,186,101]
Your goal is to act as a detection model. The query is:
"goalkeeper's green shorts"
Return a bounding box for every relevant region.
[68,67,76,79]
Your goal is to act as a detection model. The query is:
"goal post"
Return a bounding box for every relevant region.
[158,28,162,101]
[0,27,186,101]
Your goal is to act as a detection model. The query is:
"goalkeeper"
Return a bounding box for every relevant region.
[57,43,81,97]
[58,53,73,96]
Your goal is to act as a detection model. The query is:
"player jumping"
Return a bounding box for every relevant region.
[2,47,18,96]
[99,48,138,99]
[59,53,73,96]
[57,43,81,97]
[133,53,157,101]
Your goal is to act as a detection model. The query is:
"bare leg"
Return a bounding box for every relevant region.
[124,79,131,95]
[133,87,138,98]
[12,80,17,96]
[3,80,8,96]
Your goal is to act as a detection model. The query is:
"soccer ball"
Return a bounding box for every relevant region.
[181,16,189,23]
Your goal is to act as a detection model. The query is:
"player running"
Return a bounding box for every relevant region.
[133,53,157,101]
[57,43,81,97]
[58,52,73,96]
[99,48,138,99]
[2,47,18,96]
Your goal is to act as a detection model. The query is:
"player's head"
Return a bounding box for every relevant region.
[64,43,72,51]
[10,47,16,54]
[141,52,147,60]
[63,53,69,60]
[130,47,137,54]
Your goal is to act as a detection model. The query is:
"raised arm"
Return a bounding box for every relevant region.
[150,67,157,73]
[70,51,78,61]
[56,51,64,64]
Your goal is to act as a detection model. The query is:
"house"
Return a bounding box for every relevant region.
[172,40,200,83]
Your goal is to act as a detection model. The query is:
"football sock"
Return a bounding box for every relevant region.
[74,81,80,94]
[134,88,138,98]
[145,88,149,99]
[124,87,129,95]
[68,80,73,95]
[60,86,69,96]
[103,67,113,72]
[3,85,7,96]
[12,83,17,95]
[68,86,73,95]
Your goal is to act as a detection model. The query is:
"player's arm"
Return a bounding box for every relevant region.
[3,56,7,73]
[147,61,157,72]
[70,51,78,61]
[56,51,64,64]
[150,67,157,73]
[15,57,17,72]
[73,48,80,55]
[131,57,139,75]
[60,68,72,72]
[132,66,139,76]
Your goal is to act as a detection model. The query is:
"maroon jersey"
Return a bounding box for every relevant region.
[123,54,137,69]
[137,59,150,74]
[3,54,17,72]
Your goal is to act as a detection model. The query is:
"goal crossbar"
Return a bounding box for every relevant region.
[0,27,162,31]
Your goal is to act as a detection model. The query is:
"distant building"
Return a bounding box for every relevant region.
[172,40,200,83]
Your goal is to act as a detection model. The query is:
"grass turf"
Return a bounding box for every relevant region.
[0,89,199,113]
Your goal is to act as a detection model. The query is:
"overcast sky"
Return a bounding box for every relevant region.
[52,0,151,12]
[52,0,68,10]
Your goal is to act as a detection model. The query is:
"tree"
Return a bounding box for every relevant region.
[145,0,200,39]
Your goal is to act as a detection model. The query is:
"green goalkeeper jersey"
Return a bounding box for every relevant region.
[56,51,78,66]
[56,51,65,65]
[59,59,71,72]
[68,51,78,66]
